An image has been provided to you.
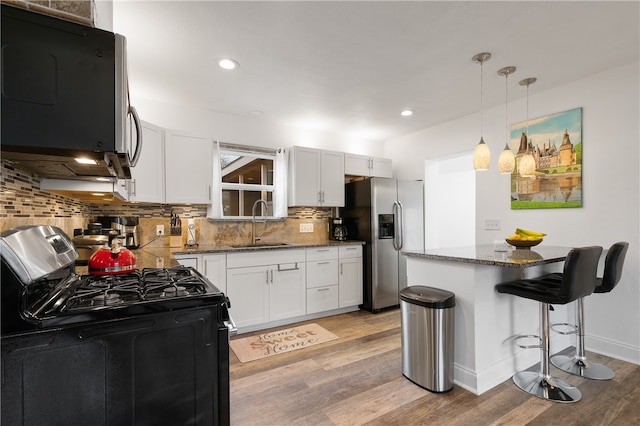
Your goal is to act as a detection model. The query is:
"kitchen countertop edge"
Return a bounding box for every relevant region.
[403,244,571,269]
[170,240,365,255]
[115,241,366,271]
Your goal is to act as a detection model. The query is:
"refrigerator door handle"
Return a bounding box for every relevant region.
[393,201,404,251]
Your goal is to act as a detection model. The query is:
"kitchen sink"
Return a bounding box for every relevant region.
[230,242,291,249]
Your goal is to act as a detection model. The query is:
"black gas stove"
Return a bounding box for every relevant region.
[25,265,228,330]
[1,225,233,426]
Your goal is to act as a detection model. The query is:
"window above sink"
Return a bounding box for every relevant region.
[208,143,287,220]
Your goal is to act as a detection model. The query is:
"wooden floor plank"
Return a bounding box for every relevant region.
[324,377,428,425]
[229,309,640,425]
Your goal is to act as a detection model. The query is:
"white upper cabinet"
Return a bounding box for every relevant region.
[129,121,165,203]
[288,146,345,207]
[164,129,213,204]
[344,153,392,178]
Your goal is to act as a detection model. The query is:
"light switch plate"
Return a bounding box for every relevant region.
[299,223,314,233]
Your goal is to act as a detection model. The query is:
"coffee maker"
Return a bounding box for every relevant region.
[329,217,348,241]
[97,216,140,249]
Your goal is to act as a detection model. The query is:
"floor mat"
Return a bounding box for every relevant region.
[230,323,339,363]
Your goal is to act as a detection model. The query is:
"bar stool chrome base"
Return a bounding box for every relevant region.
[551,353,615,380]
[513,370,582,403]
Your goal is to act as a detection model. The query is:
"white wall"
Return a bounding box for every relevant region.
[424,152,475,249]
[384,61,640,364]
[130,97,386,158]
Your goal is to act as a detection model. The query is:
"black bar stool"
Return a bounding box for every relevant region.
[550,242,629,380]
[495,246,602,403]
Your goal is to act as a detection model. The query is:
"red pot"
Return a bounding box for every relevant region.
[88,236,137,275]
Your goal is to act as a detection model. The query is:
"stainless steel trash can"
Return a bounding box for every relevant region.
[400,286,455,393]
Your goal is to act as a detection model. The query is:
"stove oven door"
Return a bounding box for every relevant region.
[1,305,230,426]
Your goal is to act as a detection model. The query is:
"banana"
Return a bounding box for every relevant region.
[515,228,546,238]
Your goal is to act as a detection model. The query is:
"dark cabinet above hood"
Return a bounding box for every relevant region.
[0,4,141,180]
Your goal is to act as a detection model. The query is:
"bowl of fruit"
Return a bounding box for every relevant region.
[506,228,546,249]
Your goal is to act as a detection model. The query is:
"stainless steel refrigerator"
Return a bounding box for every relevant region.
[343,178,424,312]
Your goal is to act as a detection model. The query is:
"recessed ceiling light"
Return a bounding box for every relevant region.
[401,109,414,117]
[218,58,239,70]
[91,193,105,196]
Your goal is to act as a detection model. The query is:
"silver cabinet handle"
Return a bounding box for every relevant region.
[318,288,330,292]
[277,263,299,271]
[270,269,274,283]
[266,270,269,284]
[340,263,343,275]
[318,261,330,265]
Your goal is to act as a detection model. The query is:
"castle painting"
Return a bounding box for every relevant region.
[510,107,583,209]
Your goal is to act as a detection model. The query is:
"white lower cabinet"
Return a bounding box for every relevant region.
[175,245,362,331]
[339,246,363,307]
[226,250,306,328]
[306,247,339,314]
[174,255,198,270]
[201,254,226,293]
[307,286,339,314]
[226,265,270,327]
[173,253,226,293]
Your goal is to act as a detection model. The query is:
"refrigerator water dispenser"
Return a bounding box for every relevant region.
[378,214,395,239]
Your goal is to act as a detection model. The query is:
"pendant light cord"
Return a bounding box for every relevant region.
[526,83,530,140]
[480,60,484,138]
[505,72,509,146]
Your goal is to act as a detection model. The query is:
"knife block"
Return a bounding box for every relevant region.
[170,226,182,248]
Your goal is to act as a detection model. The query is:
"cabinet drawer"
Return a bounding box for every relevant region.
[339,245,362,259]
[307,286,338,314]
[227,249,305,268]
[306,246,338,261]
[307,259,338,288]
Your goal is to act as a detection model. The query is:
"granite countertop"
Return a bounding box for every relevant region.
[73,241,365,274]
[403,244,572,268]
[171,240,364,255]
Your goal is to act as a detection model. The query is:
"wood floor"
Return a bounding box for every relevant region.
[229,309,640,425]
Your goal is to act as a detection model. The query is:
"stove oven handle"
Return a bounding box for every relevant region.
[224,315,238,337]
[222,297,238,336]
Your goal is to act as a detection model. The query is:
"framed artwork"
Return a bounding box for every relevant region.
[510,107,583,209]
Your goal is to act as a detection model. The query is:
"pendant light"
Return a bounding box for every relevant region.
[518,77,537,177]
[472,52,491,171]
[498,66,516,174]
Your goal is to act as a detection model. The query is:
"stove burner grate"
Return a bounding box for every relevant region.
[63,271,143,311]
[142,266,207,299]
[57,267,211,313]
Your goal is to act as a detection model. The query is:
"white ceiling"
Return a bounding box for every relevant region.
[112,1,640,143]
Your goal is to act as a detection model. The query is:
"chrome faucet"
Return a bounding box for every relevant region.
[251,199,268,245]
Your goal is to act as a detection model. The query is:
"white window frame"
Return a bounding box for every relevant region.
[208,142,287,219]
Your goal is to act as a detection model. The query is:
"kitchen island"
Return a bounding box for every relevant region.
[403,245,574,395]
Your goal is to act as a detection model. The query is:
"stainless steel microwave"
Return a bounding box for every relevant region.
[1,4,141,180]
